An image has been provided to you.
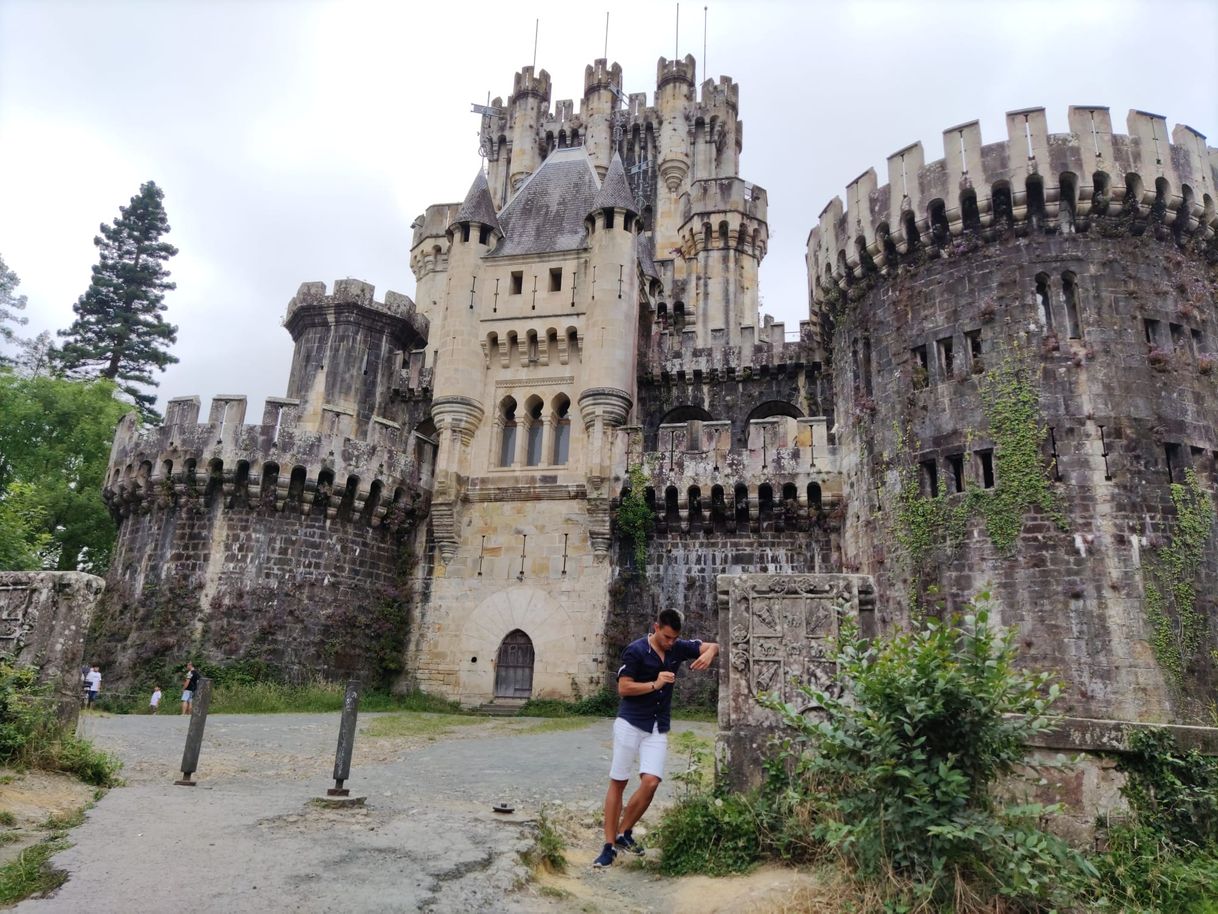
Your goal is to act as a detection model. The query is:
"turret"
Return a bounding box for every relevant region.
[654,55,696,253]
[581,59,623,179]
[580,154,640,444]
[283,279,427,436]
[508,67,551,196]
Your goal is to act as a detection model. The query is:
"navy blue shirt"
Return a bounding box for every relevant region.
[616,636,702,734]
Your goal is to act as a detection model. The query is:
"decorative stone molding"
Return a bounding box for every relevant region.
[576,387,632,429]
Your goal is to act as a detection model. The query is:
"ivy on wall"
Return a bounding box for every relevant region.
[893,355,1067,608]
[615,463,655,570]
[1142,469,1215,685]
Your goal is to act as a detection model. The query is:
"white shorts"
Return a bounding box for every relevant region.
[610,717,667,781]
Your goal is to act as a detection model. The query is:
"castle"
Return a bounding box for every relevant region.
[95,54,1218,732]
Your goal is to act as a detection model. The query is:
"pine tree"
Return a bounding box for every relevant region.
[58,181,179,421]
[0,254,29,366]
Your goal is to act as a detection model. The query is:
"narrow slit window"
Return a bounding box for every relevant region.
[1062,272,1081,339]
[1165,442,1182,484]
[1036,274,1053,330]
[1190,328,1204,357]
[912,345,929,389]
[920,459,940,498]
[937,336,955,377]
[510,271,523,295]
[1143,318,1161,346]
[947,454,965,493]
[526,402,543,466]
[977,449,995,489]
[1170,323,1186,352]
[966,329,982,372]
[549,267,563,292]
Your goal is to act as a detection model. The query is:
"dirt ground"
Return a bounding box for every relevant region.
[2,712,826,913]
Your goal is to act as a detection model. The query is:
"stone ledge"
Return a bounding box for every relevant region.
[1029,716,1218,755]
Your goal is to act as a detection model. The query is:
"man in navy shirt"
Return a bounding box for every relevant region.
[593,608,719,868]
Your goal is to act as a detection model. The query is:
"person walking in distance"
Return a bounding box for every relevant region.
[592,608,718,868]
[149,685,163,714]
[83,664,102,709]
[181,662,200,715]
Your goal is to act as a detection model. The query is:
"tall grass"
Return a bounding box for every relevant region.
[208,680,466,715]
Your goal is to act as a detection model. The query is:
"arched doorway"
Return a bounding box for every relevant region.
[494,630,535,698]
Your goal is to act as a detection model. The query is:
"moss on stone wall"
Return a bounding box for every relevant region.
[1142,469,1216,685]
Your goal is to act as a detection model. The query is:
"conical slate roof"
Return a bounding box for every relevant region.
[492,147,600,257]
[451,170,501,233]
[591,153,638,215]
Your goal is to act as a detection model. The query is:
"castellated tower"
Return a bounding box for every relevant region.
[93,281,433,685]
[809,107,1218,725]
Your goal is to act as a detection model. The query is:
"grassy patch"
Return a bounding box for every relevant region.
[525,808,567,873]
[41,808,85,832]
[514,717,595,735]
[363,712,484,740]
[208,682,466,716]
[0,837,68,904]
[0,811,15,828]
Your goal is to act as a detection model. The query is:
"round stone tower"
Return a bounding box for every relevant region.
[808,106,1218,724]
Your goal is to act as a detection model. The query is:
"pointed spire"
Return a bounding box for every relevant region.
[590,153,638,215]
[451,170,502,235]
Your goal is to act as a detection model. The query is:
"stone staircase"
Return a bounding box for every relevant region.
[477,697,527,717]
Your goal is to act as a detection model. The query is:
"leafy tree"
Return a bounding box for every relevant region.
[57,181,178,421]
[12,330,57,378]
[0,373,131,572]
[0,254,30,365]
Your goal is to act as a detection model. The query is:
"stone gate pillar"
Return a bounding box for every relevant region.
[715,573,875,791]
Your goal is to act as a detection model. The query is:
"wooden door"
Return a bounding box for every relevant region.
[494,630,535,698]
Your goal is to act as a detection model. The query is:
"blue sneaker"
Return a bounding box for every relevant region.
[592,843,617,868]
[615,830,644,855]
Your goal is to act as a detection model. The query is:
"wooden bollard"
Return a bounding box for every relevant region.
[328,680,361,796]
[175,677,211,786]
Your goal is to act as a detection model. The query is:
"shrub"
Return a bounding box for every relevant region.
[764,601,1094,907]
[655,791,762,876]
[1090,729,1218,913]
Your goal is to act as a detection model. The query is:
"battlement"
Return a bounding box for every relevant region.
[285,279,429,342]
[679,178,768,256]
[808,106,1218,304]
[657,54,696,91]
[622,417,842,534]
[698,75,738,111]
[102,395,434,528]
[511,66,551,104]
[643,319,813,378]
[584,58,622,96]
[411,203,460,251]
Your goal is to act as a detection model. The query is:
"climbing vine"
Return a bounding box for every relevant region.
[616,463,655,570]
[892,355,1067,609]
[1142,469,1215,685]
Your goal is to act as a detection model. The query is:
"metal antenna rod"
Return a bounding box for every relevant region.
[675,3,679,60]
[703,6,708,74]
[533,18,539,70]
[604,11,609,60]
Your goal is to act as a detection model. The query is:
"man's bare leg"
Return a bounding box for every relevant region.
[617,774,661,836]
[603,779,628,845]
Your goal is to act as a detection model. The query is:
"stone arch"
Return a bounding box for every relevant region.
[459,586,577,703]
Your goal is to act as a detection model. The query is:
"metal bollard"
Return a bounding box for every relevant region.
[328,680,361,796]
[175,677,211,786]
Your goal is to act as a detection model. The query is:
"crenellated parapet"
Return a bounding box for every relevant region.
[808,106,1218,307]
[622,417,843,535]
[644,318,813,377]
[677,178,768,257]
[285,279,428,343]
[102,394,433,530]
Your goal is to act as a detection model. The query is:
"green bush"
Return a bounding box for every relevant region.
[655,791,762,876]
[517,688,618,718]
[763,600,1093,907]
[0,660,122,787]
[1089,729,1218,912]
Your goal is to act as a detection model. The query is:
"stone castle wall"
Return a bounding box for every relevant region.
[818,105,1218,731]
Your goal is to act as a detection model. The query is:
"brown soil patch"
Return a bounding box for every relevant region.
[0,768,96,867]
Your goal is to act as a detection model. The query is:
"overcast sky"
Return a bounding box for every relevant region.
[2,0,1215,419]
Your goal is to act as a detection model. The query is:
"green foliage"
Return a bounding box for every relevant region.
[615,464,654,569]
[1142,469,1215,684]
[0,661,122,787]
[655,791,763,876]
[893,357,1066,608]
[517,688,618,718]
[0,372,132,571]
[208,680,464,716]
[0,837,69,904]
[0,254,30,362]
[1089,729,1218,912]
[763,601,1093,907]
[57,181,179,422]
[526,808,568,873]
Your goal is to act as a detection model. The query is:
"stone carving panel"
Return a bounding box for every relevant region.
[716,573,876,790]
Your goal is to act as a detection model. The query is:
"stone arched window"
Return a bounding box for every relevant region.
[551,394,571,465]
[498,396,518,467]
[525,396,544,466]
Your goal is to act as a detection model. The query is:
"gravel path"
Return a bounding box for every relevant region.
[13,712,715,913]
